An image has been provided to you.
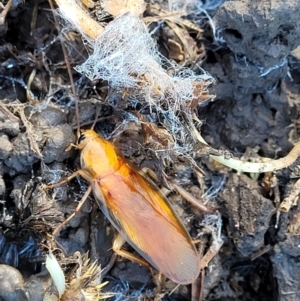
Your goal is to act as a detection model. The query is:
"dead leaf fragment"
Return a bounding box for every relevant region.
[80,0,95,8]
[102,0,146,16]
[168,39,185,62]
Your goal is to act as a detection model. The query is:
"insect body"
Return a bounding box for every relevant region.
[56,129,200,284]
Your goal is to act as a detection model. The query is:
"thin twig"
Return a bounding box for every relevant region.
[280,178,300,212]
[48,0,80,136]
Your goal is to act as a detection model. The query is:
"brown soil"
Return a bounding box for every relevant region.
[0,0,300,300]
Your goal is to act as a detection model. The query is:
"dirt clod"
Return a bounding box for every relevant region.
[219,174,276,256]
[215,0,300,71]
[42,124,76,163]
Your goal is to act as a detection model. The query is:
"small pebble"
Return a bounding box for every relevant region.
[0,136,13,159]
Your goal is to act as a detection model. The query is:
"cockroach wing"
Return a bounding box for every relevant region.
[95,164,200,284]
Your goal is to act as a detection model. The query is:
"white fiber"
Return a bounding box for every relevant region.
[74,13,213,157]
[75,13,212,112]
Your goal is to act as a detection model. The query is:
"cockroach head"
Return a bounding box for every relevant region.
[77,129,99,149]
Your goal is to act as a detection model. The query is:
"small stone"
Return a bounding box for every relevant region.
[69,221,89,246]
[0,110,20,136]
[0,136,13,159]
[27,107,66,127]
[42,125,76,164]
[0,264,27,301]
[4,133,39,174]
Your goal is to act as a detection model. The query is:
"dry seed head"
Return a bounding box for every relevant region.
[46,252,112,300]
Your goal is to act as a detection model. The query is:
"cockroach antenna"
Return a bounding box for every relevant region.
[49,0,80,137]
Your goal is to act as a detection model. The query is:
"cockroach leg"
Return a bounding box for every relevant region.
[44,169,94,235]
[44,169,94,189]
[199,233,223,270]
[170,183,215,213]
[153,272,163,297]
[140,167,159,182]
[112,233,150,267]
[53,185,93,235]
[112,233,162,287]
[141,167,210,214]
[101,253,118,279]
[191,270,205,301]
[141,167,171,190]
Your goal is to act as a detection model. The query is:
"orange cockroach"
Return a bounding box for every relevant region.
[47,129,200,284]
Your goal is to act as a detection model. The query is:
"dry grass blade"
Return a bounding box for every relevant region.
[61,252,113,301]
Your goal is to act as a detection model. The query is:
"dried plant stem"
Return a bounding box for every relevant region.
[210,140,300,173]
[54,0,103,39]
[188,114,300,173]
[279,178,300,212]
